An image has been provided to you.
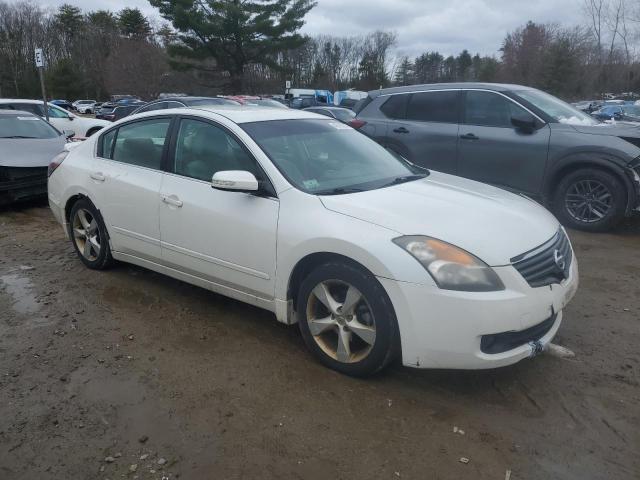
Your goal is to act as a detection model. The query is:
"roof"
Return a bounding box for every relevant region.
[305,106,352,111]
[0,99,43,104]
[367,82,536,98]
[163,105,321,124]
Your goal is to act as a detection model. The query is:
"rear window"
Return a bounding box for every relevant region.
[406,91,459,123]
[380,95,407,119]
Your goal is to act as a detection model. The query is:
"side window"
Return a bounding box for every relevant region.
[174,118,260,182]
[48,105,70,118]
[15,103,45,116]
[99,129,117,158]
[406,91,459,123]
[464,91,530,128]
[137,102,166,113]
[111,118,171,169]
[165,101,184,109]
[380,95,407,119]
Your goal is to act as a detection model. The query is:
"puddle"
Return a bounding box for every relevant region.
[0,272,52,327]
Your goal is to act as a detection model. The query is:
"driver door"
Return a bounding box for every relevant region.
[457,90,550,195]
[159,117,279,299]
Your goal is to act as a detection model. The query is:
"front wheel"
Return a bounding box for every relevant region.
[297,262,399,377]
[553,168,626,232]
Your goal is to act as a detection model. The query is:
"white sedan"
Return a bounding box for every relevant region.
[0,99,110,137]
[47,106,579,376]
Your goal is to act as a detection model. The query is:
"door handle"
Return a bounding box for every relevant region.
[460,133,479,140]
[393,127,409,134]
[161,195,183,208]
[90,172,105,182]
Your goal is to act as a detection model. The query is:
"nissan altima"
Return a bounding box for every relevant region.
[47,106,579,376]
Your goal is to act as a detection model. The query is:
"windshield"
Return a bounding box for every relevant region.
[241,119,425,194]
[0,114,60,139]
[513,89,599,126]
[622,105,640,116]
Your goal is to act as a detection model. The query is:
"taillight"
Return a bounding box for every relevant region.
[48,151,69,177]
[348,119,367,129]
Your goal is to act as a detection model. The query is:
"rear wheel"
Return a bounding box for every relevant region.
[297,262,398,376]
[553,168,626,232]
[69,199,114,269]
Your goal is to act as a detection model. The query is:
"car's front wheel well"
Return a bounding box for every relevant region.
[287,252,376,308]
[548,161,629,202]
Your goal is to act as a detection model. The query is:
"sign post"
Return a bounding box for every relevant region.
[34,48,49,122]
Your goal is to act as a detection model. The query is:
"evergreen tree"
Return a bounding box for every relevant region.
[394,56,414,85]
[149,0,316,93]
[118,7,152,38]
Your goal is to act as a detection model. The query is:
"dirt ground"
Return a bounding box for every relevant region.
[0,201,638,480]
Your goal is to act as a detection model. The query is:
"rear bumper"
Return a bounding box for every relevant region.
[379,256,579,369]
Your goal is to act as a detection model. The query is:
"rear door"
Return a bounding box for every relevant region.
[383,90,460,174]
[457,90,550,195]
[91,117,173,261]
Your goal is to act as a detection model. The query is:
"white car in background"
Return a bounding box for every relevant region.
[0,99,110,137]
[47,106,579,376]
[73,100,97,114]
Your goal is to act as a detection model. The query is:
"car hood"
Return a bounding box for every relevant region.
[0,136,66,167]
[319,172,559,266]
[569,122,640,137]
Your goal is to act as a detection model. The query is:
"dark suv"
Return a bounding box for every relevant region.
[352,83,640,231]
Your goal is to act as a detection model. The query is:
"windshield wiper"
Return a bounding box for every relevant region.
[380,174,427,188]
[315,186,366,195]
[0,135,37,139]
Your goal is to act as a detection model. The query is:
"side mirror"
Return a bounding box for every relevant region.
[211,170,259,192]
[511,112,537,133]
[62,129,75,140]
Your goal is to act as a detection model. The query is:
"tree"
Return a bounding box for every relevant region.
[118,7,151,38]
[394,56,414,85]
[149,0,317,92]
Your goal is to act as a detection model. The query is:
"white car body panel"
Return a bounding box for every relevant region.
[47,106,580,370]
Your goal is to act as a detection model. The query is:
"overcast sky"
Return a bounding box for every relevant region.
[36,0,585,57]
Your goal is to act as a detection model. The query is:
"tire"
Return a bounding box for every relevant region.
[68,198,114,270]
[553,167,626,232]
[296,262,399,377]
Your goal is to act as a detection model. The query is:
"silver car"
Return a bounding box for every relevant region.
[0,110,70,205]
[352,83,640,232]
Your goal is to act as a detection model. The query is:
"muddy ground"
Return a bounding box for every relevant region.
[0,201,638,480]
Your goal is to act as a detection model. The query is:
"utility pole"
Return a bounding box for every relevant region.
[34,48,49,122]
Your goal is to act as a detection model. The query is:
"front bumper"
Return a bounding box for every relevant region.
[0,166,48,204]
[379,256,579,369]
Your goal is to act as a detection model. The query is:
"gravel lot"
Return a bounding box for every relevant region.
[1,201,638,480]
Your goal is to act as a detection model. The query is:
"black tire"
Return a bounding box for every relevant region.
[68,198,114,270]
[553,167,626,232]
[296,262,399,377]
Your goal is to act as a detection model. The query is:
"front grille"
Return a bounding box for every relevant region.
[480,312,557,354]
[0,166,48,183]
[511,229,572,288]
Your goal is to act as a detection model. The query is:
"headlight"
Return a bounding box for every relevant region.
[393,236,505,292]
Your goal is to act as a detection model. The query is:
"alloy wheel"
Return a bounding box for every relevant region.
[565,179,612,223]
[72,208,101,261]
[306,279,376,363]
